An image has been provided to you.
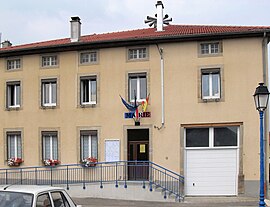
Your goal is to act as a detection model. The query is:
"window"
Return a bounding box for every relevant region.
[42,132,58,160]
[128,73,147,102]
[185,126,238,148]
[201,69,220,100]
[80,76,97,105]
[200,42,221,55]
[7,132,22,159]
[7,59,21,70]
[186,128,209,147]
[80,130,98,160]
[128,48,147,60]
[214,127,238,147]
[36,193,51,207]
[41,55,58,67]
[6,81,21,108]
[51,192,71,207]
[41,79,57,107]
[80,51,98,64]
[0,192,33,207]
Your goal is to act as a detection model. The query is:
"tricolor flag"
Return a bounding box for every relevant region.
[141,94,150,112]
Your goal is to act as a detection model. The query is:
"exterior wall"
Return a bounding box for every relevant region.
[0,37,266,196]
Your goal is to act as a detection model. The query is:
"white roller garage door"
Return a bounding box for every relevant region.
[185,148,238,196]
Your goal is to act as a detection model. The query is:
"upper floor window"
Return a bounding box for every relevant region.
[128,73,147,102]
[6,81,21,108]
[41,55,58,67]
[80,130,98,160]
[128,47,148,60]
[200,42,222,55]
[80,76,97,105]
[201,69,220,100]
[7,132,22,159]
[7,59,21,70]
[80,51,98,64]
[42,131,58,160]
[41,79,57,107]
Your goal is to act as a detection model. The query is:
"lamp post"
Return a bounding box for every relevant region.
[253,82,270,207]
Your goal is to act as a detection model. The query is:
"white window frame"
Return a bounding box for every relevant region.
[80,76,97,105]
[128,47,148,60]
[80,131,98,160]
[7,59,21,70]
[128,73,147,102]
[184,127,239,150]
[7,82,21,108]
[41,55,58,67]
[42,132,58,160]
[7,132,22,159]
[42,79,57,107]
[200,42,221,55]
[80,51,98,64]
[201,70,220,100]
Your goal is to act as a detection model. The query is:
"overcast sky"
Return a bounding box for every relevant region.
[0,0,270,45]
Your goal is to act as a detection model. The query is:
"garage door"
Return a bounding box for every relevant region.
[184,126,239,196]
[185,149,238,196]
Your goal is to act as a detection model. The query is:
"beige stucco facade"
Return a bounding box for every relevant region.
[0,36,268,196]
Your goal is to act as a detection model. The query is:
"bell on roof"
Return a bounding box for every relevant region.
[144,1,172,32]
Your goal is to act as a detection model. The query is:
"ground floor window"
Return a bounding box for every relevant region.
[7,132,22,159]
[80,130,98,160]
[42,132,58,160]
[186,126,238,148]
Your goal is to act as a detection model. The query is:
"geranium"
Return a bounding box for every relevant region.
[81,157,97,167]
[7,157,23,166]
[43,159,60,166]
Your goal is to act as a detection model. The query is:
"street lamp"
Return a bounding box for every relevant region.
[253,82,270,207]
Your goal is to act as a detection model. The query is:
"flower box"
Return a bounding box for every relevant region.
[43,159,60,166]
[81,157,97,167]
[7,158,23,166]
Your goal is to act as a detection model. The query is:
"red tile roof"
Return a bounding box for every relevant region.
[1,24,270,52]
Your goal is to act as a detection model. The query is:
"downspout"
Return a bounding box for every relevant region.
[262,32,269,198]
[154,44,165,130]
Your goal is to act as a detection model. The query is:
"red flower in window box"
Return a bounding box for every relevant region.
[81,157,97,167]
[7,158,24,166]
[43,159,60,166]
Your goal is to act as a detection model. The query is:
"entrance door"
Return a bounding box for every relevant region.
[127,129,149,180]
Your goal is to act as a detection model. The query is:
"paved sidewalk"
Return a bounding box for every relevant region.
[73,196,258,207]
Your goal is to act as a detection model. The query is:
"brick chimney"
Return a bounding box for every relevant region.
[2,40,12,48]
[70,16,81,42]
[156,1,164,32]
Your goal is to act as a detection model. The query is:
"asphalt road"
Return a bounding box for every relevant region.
[73,197,258,207]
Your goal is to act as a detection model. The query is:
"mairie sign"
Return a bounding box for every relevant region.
[124,111,151,119]
[120,94,151,125]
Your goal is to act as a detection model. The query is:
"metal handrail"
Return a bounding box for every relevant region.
[0,161,184,201]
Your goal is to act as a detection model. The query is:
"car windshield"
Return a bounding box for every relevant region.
[0,191,33,207]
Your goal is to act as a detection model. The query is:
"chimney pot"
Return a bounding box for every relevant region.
[2,40,12,48]
[70,16,81,42]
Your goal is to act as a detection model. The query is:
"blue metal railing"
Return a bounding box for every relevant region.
[0,161,184,201]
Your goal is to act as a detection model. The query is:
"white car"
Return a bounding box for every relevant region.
[0,185,82,207]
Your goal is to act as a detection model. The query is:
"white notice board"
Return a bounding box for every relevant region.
[105,140,120,162]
